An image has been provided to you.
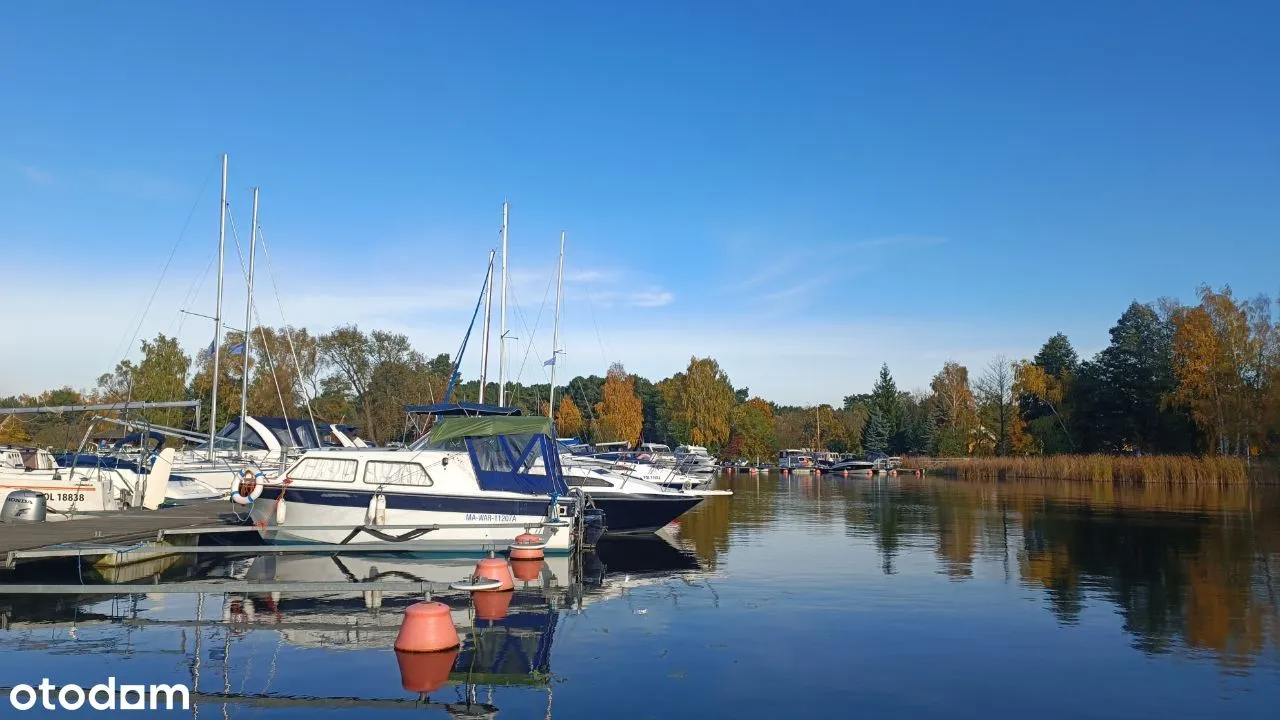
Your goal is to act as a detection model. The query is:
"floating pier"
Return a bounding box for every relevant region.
[0,501,245,568]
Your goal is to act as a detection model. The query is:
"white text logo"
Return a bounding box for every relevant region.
[9,678,190,711]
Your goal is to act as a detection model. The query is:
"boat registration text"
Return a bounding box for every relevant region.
[465,513,517,523]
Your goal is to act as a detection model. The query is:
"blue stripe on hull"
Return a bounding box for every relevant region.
[258,486,555,517]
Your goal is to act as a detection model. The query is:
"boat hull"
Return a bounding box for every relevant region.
[588,494,703,534]
[250,486,574,553]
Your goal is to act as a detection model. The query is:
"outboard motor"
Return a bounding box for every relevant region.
[1,490,48,523]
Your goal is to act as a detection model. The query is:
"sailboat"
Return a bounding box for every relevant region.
[103,163,333,494]
[461,224,726,533]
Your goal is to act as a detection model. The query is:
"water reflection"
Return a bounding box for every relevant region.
[0,534,706,716]
[701,473,1280,668]
[0,474,1277,717]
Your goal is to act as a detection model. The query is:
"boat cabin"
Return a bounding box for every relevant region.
[1,447,58,471]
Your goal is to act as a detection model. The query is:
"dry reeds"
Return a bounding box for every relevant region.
[918,454,1251,485]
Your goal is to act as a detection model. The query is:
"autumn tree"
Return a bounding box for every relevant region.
[661,356,736,450]
[1017,333,1078,454]
[318,326,451,443]
[0,416,32,445]
[240,326,320,419]
[595,363,643,445]
[801,404,849,452]
[727,397,775,461]
[189,337,242,433]
[556,395,584,438]
[930,361,979,456]
[976,355,1031,455]
[1171,286,1277,455]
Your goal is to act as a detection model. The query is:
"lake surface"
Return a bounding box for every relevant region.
[2,474,1279,718]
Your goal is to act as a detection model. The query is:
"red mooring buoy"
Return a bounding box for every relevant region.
[473,588,513,621]
[510,558,543,582]
[395,601,460,653]
[509,532,546,561]
[396,647,459,693]
[474,557,516,591]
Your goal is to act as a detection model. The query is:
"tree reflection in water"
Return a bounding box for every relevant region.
[675,473,1280,669]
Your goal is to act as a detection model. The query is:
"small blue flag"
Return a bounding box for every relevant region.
[229,343,245,356]
[543,356,556,367]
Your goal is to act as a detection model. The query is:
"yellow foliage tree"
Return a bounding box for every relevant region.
[1170,286,1277,455]
[594,363,643,446]
[556,396,584,438]
[661,356,735,451]
[0,416,32,445]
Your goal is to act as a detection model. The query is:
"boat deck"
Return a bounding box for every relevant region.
[0,501,243,559]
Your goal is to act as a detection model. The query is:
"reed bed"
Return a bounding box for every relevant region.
[918,454,1252,485]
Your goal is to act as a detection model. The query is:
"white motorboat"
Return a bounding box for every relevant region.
[249,415,583,553]
[0,445,221,514]
[558,454,727,533]
[777,448,816,474]
[673,444,718,474]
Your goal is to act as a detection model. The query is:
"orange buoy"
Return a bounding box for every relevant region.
[396,647,459,693]
[395,601,460,653]
[474,589,513,621]
[866,470,873,477]
[510,558,543,582]
[915,469,922,476]
[841,470,848,477]
[890,469,898,477]
[509,532,546,560]
[474,557,516,591]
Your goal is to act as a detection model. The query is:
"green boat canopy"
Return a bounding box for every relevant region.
[428,415,553,444]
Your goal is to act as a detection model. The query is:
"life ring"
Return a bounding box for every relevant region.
[231,469,265,505]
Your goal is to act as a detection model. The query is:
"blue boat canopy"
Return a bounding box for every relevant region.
[403,402,522,417]
[418,415,568,496]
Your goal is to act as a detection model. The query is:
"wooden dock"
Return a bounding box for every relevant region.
[0,501,245,560]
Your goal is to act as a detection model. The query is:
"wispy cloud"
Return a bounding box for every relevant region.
[86,170,179,199]
[586,285,675,309]
[850,234,950,249]
[628,288,674,308]
[759,276,827,304]
[20,165,56,186]
[566,268,613,284]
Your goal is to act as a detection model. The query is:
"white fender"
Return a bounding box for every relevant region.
[275,497,287,524]
[231,469,265,506]
[365,493,387,525]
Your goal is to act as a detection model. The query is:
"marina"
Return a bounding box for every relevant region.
[4,3,1279,717]
[1,475,1278,718]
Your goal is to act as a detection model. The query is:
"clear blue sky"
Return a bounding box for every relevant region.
[2,1,1277,405]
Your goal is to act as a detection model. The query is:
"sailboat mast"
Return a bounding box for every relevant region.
[498,202,509,406]
[548,231,565,419]
[478,249,495,404]
[238,186,258,455]
[208,153,228,459]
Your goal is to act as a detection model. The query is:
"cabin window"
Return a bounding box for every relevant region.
[365,460,432,487]
[565,475,613,488]
[469,434,540,474]
[289,457,357,483]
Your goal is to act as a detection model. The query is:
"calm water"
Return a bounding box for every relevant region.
[2,474,1279,718]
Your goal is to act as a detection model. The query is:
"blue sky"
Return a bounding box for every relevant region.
[2,0,1277,405]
